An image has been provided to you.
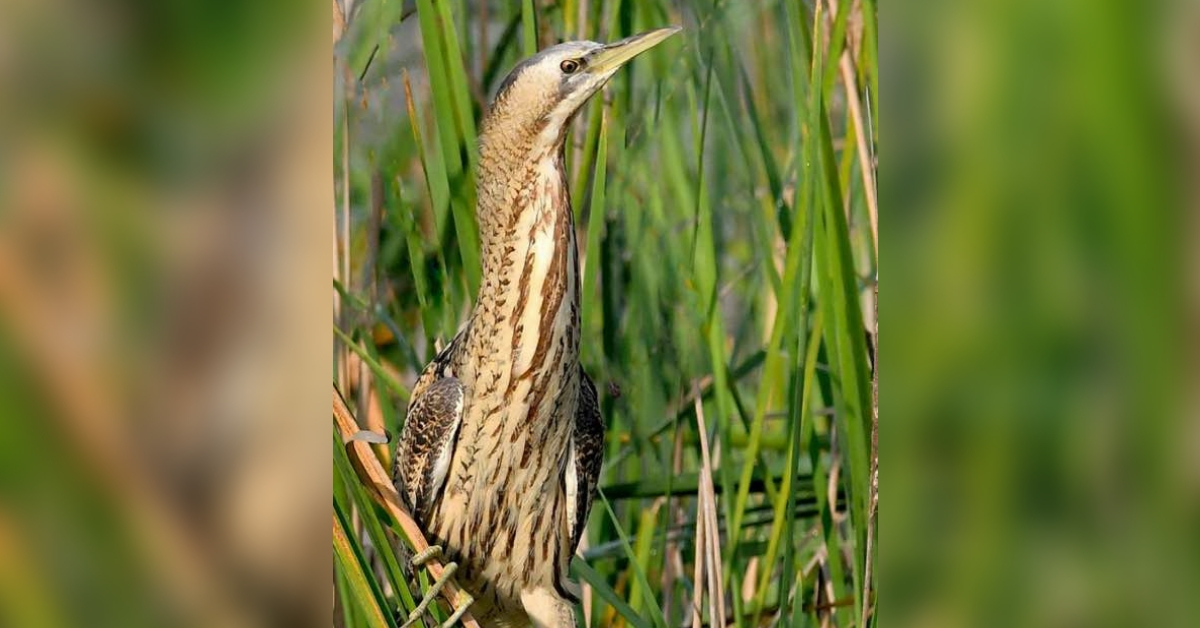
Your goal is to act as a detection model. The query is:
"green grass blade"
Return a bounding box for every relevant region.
[582,113,608,305]
[415,0,481,295]
[334,499,400,628]
[598,489,669,628]
[572,559,653,628]
[333,323,411,402]
[333,427,416,613]
[522,0,538,55]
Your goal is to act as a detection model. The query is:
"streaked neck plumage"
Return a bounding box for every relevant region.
[467,108,582,380]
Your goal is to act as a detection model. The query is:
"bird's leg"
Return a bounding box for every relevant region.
[410,545,443,566]
[402,546,475,628]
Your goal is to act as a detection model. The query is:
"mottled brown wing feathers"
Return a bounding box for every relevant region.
[568,368,605,553]
[394,376,465,525]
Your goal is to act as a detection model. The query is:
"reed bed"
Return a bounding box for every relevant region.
[332,1,878,626]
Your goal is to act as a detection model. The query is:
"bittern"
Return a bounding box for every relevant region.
[393,27,680,628]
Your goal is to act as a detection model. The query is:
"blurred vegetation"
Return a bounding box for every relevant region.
[0,0,330,626]
[888,0,1200,627]
[332,0,878,627]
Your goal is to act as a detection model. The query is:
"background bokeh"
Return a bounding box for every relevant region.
[887,0,1200,626]
[0,0,330,625]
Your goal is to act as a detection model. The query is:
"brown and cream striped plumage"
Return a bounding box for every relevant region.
[394,28,679,628]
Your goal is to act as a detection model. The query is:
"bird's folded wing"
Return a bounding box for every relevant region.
[394,376,466,524]
[566,368,605,554]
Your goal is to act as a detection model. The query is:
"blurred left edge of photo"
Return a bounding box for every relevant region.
[0,1,334,626]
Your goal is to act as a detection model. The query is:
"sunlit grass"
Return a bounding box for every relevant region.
[333,0,877,626]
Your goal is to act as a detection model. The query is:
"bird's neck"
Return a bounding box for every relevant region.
[474,116,572,249]
[468,129,581,377]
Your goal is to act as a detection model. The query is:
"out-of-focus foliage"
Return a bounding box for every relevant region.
[0,0,331,626]
[887,0,1200,626]
[332,0,877,627]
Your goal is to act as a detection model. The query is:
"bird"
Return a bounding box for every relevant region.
[393,26,681,628]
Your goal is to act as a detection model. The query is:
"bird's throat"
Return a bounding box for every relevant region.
[471,150,581,381]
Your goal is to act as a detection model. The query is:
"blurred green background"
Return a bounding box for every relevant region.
[0,0,330,625]
[887,0,1200,626]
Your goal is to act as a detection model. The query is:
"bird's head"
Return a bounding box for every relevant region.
[483,27,681,152]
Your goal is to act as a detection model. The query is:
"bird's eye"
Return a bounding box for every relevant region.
[560,59,581,74]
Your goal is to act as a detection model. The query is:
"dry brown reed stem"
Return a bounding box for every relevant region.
[662,423,688,622]
[360,173,388,459]
[826,0,878,259]
[839,51,878,259]
[820,0,877,259]
[821,425,840,628]
[693,384,725,627]
[690,509,705,628]
[861,283,879,628]
[336,31,353,391]
[332,387,481,628]
[332,0,346,45]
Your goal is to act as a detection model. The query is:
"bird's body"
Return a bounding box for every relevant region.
[402,145,600,623]
[394,28,679,628]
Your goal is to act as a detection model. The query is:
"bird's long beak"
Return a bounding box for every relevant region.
[587,27,682,75]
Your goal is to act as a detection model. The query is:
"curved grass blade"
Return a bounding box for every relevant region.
[334,501,400,628]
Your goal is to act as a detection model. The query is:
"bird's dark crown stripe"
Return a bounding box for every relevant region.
[492,48,554,106]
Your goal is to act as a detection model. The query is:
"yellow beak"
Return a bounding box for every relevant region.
[586,27,682,75]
